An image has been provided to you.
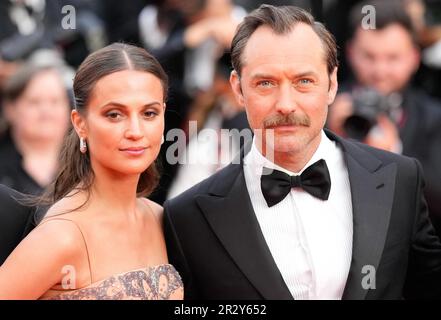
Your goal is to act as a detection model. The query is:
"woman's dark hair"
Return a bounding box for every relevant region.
[34,43,168,217]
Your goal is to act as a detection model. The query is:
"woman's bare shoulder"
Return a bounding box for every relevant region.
[138,198,163,221]
[0,218,86,299]
[35,195,90,247]
[42,192,89,222]
[37,194,89,248]
[3,218,86,276]
[33,218,85,249]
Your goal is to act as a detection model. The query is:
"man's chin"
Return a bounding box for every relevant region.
[266,138,306,154]
[257,132,312,155]
[273,144,304,154]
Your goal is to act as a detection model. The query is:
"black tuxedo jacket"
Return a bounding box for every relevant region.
[0,184,35,265]
[164,130,441,299]
[399,88,441,238]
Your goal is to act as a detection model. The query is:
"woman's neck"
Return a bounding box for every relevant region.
[89,165,141,220]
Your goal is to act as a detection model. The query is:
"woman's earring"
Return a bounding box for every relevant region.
[80,137,87,154]
[161,135,165,145]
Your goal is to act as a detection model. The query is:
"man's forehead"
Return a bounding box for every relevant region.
[244,53,323,67]
[243,24,325,56]
[241,24,327,73]
[243,60,325,81]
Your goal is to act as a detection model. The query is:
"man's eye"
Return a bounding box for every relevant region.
[257,80,274,88]
[298,79,313,85]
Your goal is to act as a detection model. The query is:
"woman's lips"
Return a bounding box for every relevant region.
[120,147,147,156]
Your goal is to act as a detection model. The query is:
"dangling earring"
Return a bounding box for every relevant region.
[80,137,87,154]
[161,135,165,145]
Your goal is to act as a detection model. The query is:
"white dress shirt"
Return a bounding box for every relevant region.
[243,130,353,299]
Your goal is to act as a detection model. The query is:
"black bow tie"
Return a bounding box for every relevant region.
[260,159,331,207]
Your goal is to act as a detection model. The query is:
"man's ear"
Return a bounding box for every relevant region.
[327,67,339,105]
[229,70,245,107]
[71,109,87,138]
[411,45,421,74]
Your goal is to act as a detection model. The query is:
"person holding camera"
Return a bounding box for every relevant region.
[327,0,441,238]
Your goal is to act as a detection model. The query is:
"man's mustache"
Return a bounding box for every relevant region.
[263,113,311,128]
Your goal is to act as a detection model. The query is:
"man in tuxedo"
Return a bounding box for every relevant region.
[163,5,441,299]
[0,184,34,265]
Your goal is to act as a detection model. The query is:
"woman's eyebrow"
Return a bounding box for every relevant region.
[99,101,162,109]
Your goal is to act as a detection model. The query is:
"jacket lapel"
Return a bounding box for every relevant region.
[326,132,397,300]
[195,144,293,300]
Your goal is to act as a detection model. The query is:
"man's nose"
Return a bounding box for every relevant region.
[275,83,297,114]
[372,60,389,79]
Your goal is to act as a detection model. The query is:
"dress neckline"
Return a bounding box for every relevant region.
[47,263,176,293]
[41,263,183,300]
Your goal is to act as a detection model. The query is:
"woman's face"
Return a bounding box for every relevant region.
[6,69,70,143]
[74,70,165,176]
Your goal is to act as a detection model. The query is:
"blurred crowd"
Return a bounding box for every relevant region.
[1,0,441,236]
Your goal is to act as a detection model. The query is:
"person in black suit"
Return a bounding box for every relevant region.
[326,0,441,239]
[164,5,441,299]
[0,185,34,265]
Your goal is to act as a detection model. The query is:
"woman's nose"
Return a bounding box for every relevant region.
[124,116,143,140]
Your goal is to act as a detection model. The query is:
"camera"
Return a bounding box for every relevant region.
[343,87,402,141]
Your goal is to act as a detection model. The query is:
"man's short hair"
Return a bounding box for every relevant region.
[349,0,417,44]
[230,4,339,77]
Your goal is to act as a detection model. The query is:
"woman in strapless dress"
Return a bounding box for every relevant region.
[0,43,183,300]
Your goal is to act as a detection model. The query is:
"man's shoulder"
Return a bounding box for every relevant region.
[164,163,240,211]
[343,137,419,172]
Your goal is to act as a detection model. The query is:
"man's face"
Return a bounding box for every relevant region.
[348,24,420,95]
[230,23,338,156]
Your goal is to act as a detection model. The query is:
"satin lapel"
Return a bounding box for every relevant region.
[333,137,397,300]
[195,164,293,300]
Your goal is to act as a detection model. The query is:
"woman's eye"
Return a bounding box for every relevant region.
[106,112,122,120]
[144,111,158,118]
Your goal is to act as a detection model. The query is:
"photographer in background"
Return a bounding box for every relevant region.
[139,0,246,204]
[327,0,441,237]
[0,0,106,68]
[166,56,249,199]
